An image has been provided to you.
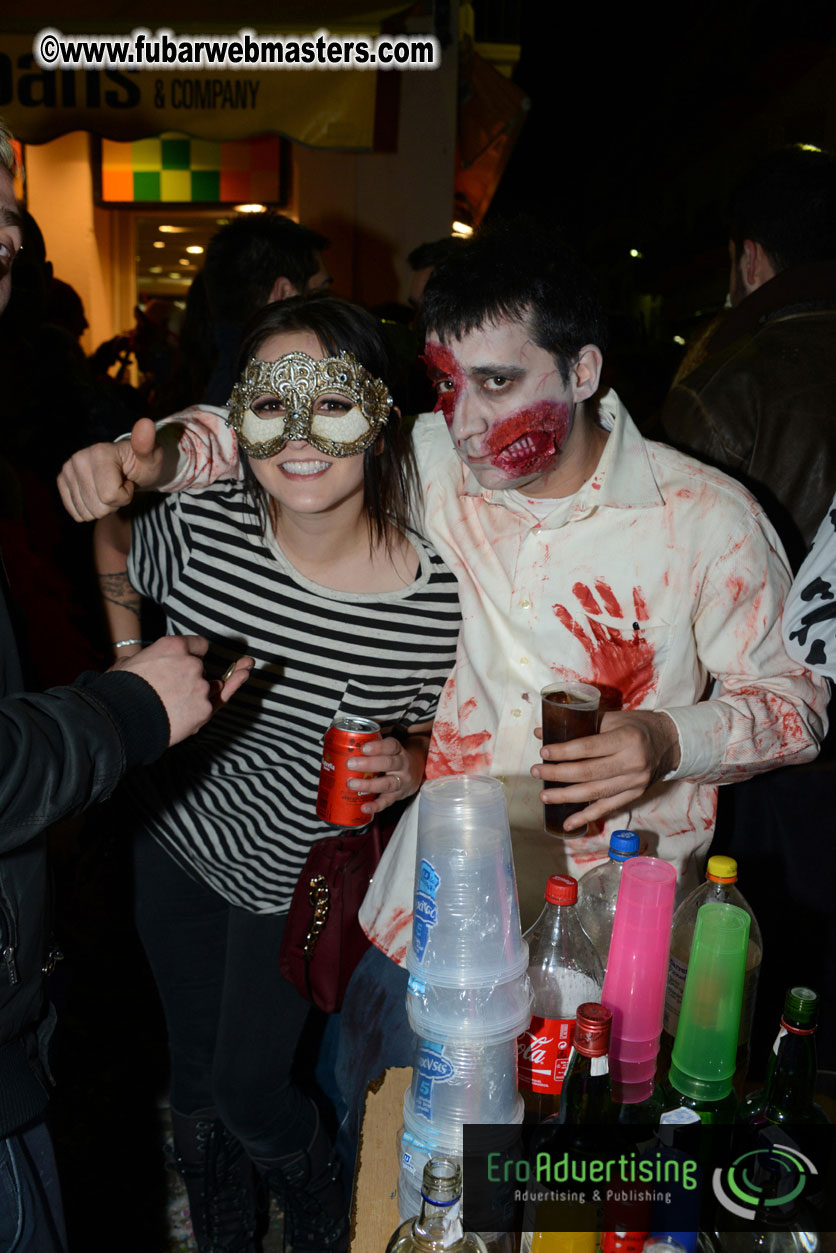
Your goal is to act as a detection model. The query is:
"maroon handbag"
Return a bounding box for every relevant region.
[279,820,391,1013]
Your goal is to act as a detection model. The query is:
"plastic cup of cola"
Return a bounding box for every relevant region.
[406,969,532,1044]
[409,776,527,987]
[540,681,601,837]
[601,856,677,1098]
[405,1034,524,1134]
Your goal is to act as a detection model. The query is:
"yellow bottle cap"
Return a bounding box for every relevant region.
[707,854,738,883]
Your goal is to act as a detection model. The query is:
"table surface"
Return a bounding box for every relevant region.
[350,1067,410,1253]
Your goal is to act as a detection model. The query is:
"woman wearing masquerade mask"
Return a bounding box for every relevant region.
[94,296,461,1251]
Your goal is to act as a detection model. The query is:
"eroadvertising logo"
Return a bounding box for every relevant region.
[712,1141,817,1222]
[461,1123,834,1235]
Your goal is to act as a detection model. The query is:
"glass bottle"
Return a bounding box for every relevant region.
[518,875,604,1121]
[739,986,829,1127]
[575,830,641,970]
[660,856,762,1091]
[601,1233,650,1252]
[714,1233,819,1251]
[386,1157,488,1253]
[520,1234,597,1253]
[555,1002,616,1126]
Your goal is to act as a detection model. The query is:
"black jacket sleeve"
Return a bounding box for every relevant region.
[0,669,170,853]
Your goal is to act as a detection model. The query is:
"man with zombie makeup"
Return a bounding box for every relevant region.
[56,226,828,1166]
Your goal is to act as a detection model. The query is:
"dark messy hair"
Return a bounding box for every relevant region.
[407,236,469,272]
[204,213,328,326]
[420,219,608,385]
[729,145,836,272]
[235,294,416,550]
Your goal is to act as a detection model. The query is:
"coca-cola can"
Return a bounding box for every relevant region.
[316,715,381,827]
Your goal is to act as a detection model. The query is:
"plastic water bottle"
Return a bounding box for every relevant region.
[575,830,641,970]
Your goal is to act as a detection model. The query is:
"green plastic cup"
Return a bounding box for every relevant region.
[668,901,750,1103]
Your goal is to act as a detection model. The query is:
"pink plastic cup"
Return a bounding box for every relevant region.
[601,856,677,1102]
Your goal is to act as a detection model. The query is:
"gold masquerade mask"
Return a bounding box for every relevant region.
[226,350,392,459]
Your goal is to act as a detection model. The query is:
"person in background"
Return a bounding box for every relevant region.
[0,119,253,1253]
[201,212,331,405]
[406,235,469,313]
[783,494,836,679]
[660,145,836,1066]
[660,144,836,572]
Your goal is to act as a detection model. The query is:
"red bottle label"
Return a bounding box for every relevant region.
[601,1234,649,1253]
[517,1015,576,1093]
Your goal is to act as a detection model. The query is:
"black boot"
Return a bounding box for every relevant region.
[255,1108,348,1253]
[171,1106,262,1253]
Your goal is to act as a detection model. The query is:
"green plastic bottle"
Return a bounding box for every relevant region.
[663,902,750,1124]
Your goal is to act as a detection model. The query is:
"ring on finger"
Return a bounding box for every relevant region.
[386,771,402,791]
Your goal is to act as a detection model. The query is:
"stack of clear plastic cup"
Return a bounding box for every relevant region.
[399,776,531,1218]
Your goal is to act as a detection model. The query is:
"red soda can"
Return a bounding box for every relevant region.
[316,715,381,827]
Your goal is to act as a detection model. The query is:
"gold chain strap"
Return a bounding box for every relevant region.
[302,874,331,958]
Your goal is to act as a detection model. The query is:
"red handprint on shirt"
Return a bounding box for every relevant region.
[552,579,658,711]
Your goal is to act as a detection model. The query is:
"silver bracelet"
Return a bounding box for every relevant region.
[112,639,146,649]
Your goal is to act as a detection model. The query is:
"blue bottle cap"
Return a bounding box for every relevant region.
[608,829,640,861]
[649,1235,697,1253]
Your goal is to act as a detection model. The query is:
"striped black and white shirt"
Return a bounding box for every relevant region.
[125,482,461,913]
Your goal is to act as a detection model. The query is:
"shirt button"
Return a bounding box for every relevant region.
[520,599,531,609]
[520,657,529,665]
[511,708,522,717]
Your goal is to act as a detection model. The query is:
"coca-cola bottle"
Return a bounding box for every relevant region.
[518,875,604,1121]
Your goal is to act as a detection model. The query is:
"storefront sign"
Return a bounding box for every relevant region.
[0,33,377,147]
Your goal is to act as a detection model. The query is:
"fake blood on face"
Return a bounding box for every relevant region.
[484,401,571,476]
[422,343,463,426]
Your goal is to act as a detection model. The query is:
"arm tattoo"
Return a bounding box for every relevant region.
[99,571,141,617]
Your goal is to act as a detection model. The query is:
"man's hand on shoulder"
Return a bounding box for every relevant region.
[58,417,167,521]
[112,636,253,746]
[532,709,681,830]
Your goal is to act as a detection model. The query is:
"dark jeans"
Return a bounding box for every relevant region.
[132,831,316,1159]
[334,942,413,1183]
[0,1119,67,1253]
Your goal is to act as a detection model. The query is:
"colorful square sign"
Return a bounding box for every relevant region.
[100,133,282,204]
